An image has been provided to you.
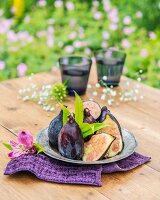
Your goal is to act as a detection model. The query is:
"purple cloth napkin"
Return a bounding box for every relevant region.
[4,152,150,186]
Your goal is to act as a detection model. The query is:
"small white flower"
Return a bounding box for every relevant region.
[95,83,100,88]
[87,84,92,89]
[123,16,131,25]
[136,11,143,18]
[101,94,106,100]
[157,60,160,67]
[102,76,107,81]
[92,91,98,96]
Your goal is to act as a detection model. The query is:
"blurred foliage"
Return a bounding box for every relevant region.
[0,0,159,88]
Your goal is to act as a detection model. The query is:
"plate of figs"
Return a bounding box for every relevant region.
[37,97,138,165]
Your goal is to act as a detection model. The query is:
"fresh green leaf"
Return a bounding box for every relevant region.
[91,123,109,132]
[74,91,84,125]
[63,79,70,86]
[3,143,13,150]
[59,103,71,125]
[34,143,45,154]
[82,123,109,138]
[79,123,92,133]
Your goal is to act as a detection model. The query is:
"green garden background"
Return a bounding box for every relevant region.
[0,0,160,88]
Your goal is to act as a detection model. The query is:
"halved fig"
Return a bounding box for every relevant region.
[97,106,124,158]
[82,133,115,161]
[83,100,101,120]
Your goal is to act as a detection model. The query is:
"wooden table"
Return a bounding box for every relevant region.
[0,67,160,200]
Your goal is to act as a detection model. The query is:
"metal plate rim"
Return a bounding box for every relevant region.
[36,127,138,165]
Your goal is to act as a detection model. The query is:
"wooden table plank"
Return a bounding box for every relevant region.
[0,69,160,200]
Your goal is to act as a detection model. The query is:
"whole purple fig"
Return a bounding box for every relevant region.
[58,114,84,160]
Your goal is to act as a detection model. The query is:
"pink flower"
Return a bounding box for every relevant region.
[140,49,148,58]
[54,0,63,8]
[136,11,143,18]
[102,31,110,39]
[103,2,111,12]
[66,2,75,11]
[17,63,27,77]
[0,61,5,70]
[24,16,31,24]
[8,131,36,159]
[64,45,74,53]
[37,0,46,7]
[7,30,18,43]
[0,19,13,34]
[101,41,108,48]
[47,35,54,47]
[149,31,156,40]
[108,8,118,23]
[94,11,102,20]
[18,131,34,148]
[121,39,131,48]
[109,23,118,31]
[123,16,131,25]
[123,27,135,35]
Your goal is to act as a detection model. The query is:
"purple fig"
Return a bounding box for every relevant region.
[83,108,96,124]
[48,110,63,148]
[58,114,84,160]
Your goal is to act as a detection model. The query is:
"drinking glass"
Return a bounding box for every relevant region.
[94,49,126,86]
[59,56,92,96]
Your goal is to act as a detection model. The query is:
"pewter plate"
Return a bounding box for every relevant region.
[36,127,137,165]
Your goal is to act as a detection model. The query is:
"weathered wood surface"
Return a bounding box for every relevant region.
[0,66,160,200]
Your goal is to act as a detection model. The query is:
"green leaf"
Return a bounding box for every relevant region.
[3,143,13,150]
[34,143,45,154]
[59,103,71,125]
[82,123,109,138]
[63,79,70,86]
[74,91,84,125]
[79,123,92,133]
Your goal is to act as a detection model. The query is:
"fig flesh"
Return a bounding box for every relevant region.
[83,100,101,120]
[82,133,115,161]
[48,110,63,148]
[58,114,84,160]
[97,106,124,158]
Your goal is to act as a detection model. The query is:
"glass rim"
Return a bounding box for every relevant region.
[58,55,92,66]
[93,48,126,58]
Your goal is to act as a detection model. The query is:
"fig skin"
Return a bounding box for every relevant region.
[58,114,84,160]
[83,108,96,124]
[83,108,96,142]
[48,110,63,148]
[97,106,124,158]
